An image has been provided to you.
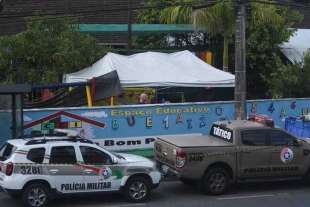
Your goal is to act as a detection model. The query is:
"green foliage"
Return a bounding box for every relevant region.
[0,14,111,85]
[263,52,310,98]
[159,0,284,71]
[246,7,303,92]
[132,0,169,49]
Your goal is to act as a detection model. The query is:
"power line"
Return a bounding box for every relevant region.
[0,1,223,25]
[0,1,145,19]
[0,0,307,26]
[0,0,219,19]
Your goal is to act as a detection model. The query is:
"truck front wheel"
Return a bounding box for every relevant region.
[202,167,229,195]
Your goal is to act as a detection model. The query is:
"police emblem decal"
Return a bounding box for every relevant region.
[281,148,293,163]
[99,167,112,180]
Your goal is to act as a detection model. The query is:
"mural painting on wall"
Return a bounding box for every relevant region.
[23,111,106,139]
[19,99,310,154]
[23,105,223,152]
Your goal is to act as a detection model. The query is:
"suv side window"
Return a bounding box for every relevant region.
[0,142,17,161]
[50,146,77,164]
[269,130,296,146]
[241,130,266,146]
[27,148,46,163]
[80,146,112,164]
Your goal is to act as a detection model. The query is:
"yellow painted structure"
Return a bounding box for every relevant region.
[206,51,212,65]
[85,79,92,107]
[93,88,156,106]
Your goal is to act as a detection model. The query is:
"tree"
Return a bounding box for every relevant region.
[263,51,310,98]
[0,14,111,85]
[132,0,216,54]
[132,0,170,49]
[160,0,284,72]
[246,6,303,94]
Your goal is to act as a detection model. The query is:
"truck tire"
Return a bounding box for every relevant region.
[22,183,50,207]
[302,167,310,186]
[124,176,151,202]
[202,167,229,195]
[180,178,197,186]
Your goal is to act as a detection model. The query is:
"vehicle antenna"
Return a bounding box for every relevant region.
[226,116,231,124]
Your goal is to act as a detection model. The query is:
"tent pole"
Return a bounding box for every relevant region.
[86,79,92,107]
[91,77,97,106]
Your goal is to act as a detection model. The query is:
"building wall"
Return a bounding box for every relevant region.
[1,98,310,156]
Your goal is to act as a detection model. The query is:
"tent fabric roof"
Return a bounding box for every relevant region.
[63,50,235,87]
[280,29,310,64]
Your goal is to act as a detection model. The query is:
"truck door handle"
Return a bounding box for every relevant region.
[243,151,251,153]
[49,169,59,174]
[84,169,93,174]
[272,150,280,153]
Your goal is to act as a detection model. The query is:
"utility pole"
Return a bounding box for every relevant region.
[234,1,247,120]
[127,0,132,55]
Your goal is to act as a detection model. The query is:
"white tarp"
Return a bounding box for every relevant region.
[63,50,235,87]
[280,29,310,64]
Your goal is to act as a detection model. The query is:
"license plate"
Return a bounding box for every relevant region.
[162,165,169,173]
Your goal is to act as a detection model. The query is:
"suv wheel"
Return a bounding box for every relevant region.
[22,183,50,207]
[202,167,229,195]
[124,177,151,202]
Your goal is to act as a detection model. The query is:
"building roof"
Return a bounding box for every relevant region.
[0,1,309,45]
[280,29,310,63]
[291,7,310,29]
[0,0,141,44]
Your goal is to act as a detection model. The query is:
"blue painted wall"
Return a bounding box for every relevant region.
[1,98,310,153]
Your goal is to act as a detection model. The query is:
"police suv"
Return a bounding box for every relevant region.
[0,129,161,207]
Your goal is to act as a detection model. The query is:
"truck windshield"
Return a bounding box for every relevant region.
[0,142,17,161]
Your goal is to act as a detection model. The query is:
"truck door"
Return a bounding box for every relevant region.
[237,129,270,177]
[267,129,304,176]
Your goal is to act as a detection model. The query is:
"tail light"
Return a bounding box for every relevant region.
[6,162,14,176]
[176,151,187,169]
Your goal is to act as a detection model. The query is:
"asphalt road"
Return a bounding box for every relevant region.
[2,180,310,207]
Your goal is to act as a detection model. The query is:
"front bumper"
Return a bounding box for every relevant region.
[156,161,181,179]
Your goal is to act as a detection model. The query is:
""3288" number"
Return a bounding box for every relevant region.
[20,166,43,175]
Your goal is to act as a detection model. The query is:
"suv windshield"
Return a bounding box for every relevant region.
[97,145,126,160]
[0,142,18,161]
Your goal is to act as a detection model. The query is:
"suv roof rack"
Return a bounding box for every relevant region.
[248,114,274,128]
[16,129,78,139]
[23,129,95,145]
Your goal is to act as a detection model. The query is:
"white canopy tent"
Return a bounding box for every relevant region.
[63,50,235,87]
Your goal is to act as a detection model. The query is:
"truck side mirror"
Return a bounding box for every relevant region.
[294,139,302,147]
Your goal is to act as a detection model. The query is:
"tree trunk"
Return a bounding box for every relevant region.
[223,35,229,72]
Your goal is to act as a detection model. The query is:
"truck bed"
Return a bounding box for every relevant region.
[157,135,235,148]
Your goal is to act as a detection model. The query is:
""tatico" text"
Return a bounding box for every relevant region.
[213,127,231,140]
